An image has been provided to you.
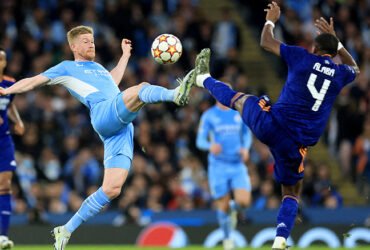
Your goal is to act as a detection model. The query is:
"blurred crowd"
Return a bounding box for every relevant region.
[1,0,367,225]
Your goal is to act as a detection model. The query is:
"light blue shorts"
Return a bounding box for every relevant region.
[208,160,251,199]
[90,92,138,169]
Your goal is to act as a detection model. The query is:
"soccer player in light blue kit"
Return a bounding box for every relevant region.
[0,26,194,250]
[187,2,360,249]
[196,98,252,250]
[0,47,25,250]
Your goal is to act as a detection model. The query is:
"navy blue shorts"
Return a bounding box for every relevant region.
[0,135,16,172]
[241,96,306,185]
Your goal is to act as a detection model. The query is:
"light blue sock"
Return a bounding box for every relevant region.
[217,210,231,239]
[65,188,110,233]
[138,84,175,103]
[229,200,241,212]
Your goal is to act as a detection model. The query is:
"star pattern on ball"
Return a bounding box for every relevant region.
[159,35,168,42]
[153,48,161,57]
[168,45,177,55]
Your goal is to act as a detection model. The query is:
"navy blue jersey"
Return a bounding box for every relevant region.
[0,76,15,136]
[271,44,356,146]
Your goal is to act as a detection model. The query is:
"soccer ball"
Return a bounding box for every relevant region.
[151,34,182,64]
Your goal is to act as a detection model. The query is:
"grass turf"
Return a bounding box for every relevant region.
[12,246,370,250]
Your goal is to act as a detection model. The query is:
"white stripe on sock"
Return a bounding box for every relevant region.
[89,196,103,209]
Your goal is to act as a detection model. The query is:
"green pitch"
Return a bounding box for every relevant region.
[13,246,370,250]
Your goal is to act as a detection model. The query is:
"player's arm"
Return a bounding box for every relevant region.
[260,1,282,56]
[8,103,25,135]
[110,39,132,86]
[315,17,360,76]
[196,115,211,151]
[0,74,49,96]
[240,124,252,162]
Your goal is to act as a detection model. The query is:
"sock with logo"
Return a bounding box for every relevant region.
[217,210,231,239]
[65,188,110,233]
[0,194,11,236]
[203,77,238,107]
[138,84,175,103]
[276,196,298,239]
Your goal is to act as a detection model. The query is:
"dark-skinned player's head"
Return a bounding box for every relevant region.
[313,33,339,57]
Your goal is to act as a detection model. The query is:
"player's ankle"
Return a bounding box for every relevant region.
[196,73,211,87]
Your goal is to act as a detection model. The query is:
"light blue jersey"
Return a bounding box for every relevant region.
[42,61,120,108]
[196,105,252,198]
[42,60,137,168]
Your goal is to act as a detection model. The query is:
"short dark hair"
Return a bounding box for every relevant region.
[314,33,339,56]
[0,47,5,52]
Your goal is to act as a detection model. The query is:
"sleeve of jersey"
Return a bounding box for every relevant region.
[242,125,252,150]
[196,114,212,151]
[41,62,67,85]
[339,64,357,86]
[280,43,308,67]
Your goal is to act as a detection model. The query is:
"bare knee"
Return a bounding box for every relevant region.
[123,82,149,112]
[0,173,12,194]
[233,94,250,114]
[102,185,122,200]
[235,197,251,208]
[282,180,303,198]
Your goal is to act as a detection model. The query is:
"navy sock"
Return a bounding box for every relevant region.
[0,194,11,236]
[204,77,238,107]
[217,210,231,239]
[276,196,299,239]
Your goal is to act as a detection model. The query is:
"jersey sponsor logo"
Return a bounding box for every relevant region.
[84,69,110,77]
[214,124,240,134]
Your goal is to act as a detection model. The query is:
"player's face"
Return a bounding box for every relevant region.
[0,51,7,72]
[72,34,95,61]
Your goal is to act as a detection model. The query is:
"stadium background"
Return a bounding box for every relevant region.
[0,0,369,248]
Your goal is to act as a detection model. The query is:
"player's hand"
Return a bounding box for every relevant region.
[210,144,222,155]
[264,1,280,23]
[315,17,336,36]
[0,117,3,126]
[121,39,132,58]
[0,87,7,96]
[240,148,250,162]
[13,121,25,135]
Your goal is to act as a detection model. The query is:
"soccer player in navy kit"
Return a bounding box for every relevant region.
[188,2,360,249]
[196,99,252,250]
[0,47,25,250]
[0,26,194,250]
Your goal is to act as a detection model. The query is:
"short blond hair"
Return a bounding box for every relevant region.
[67,26,93,45]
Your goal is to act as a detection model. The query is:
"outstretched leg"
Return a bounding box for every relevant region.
[193,49,251,112]
[122,70,195,114]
